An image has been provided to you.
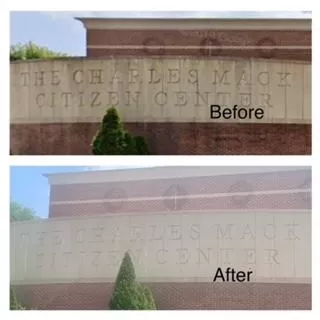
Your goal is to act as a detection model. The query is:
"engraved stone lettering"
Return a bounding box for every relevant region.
[257,72,270,86]
[90,92,101,107]
[91,226,104,243]
[131,226,143,242]
[19,233,30,248]
[170,225,182,240]
[277,72,292,87]
[61,92,72,108]
[195,92,209,107]
[73,70,84,84]
[174,91,187,106]
[125,91,140,106]
[220,248,233,264]
[215,224,233,240]
[92,251,102,267]
[52,231,63,246]
[189,224,200,240]
[37,232,46,246]
[188,69,198,84]
[148,69,161,84]
[264,224,276,240]
[36,93,45,107]
[50,92,57,108]
[197,248,212,264]
[110,71,122,84]
[241,224,255,240]
[260,93,273,108]
[149,225,163,241]
[265,249,280,264]
[78,92,85,107]
[176,248,190,264]
[78,251,87,266]
[111,227,121,243]
[63,252,72,267]
[128,69,140,84]
[76,229,86,243]
[245,249,256,264]
[108,250,120,266]
[89,69,103,84]
[36,253,44,268]
[20,72,30,86]
[168,69,180,84]
[51,253,57,268]
[237,70,251,86]
[239,93,252,107]
[34,72,45,86]
[285,224,300,240]
[156,249,168,264]
[154,91,167,106]
[108,92,119,106]
[51,70,61,85]
[212,70,230,85]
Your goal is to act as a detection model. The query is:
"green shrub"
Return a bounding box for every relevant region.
[114,251,136,287]
[143,286,157,309]
[92,107,152,155]
[110,280,145,310]
[123,132,137,155]
[134,136,151,155]
[10,288,25,310]
[109,252,157,310]
[10,42,68,61]
[92,107,127,155]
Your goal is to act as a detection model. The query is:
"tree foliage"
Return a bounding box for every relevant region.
[10,42,68,61]
[109,252,157,310]
[92,107,151,155]
[114,252,136,287]
[10,201,38,222]
[10,288,25,310]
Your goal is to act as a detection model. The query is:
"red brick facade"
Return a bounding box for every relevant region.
[13,282,311,310]
[87,29,311,61]
[10,122,312,155]
[49,169,311,218]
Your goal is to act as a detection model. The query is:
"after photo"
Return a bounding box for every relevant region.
[10,165,311,310]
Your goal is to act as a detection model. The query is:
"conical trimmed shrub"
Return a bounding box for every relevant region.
[114,251,136,287]
[109,252,157,310]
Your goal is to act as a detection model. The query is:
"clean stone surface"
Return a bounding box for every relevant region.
[10,210,311,285]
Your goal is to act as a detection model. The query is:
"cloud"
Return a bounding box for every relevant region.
[39,10,311,34]
[83,165,155,171]
[42,10,311,22]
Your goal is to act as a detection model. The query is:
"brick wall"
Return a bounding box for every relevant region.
[13,282,311,310]
[86,29,311,61]
[10,122,312,155]
[49,169,311,218]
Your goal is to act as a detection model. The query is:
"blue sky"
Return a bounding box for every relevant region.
[10,166,150,218]
[10,11,311,56]
[10,166,92,218]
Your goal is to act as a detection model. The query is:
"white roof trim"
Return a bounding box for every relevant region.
[76,18,312,31]
[44,166,309,185]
